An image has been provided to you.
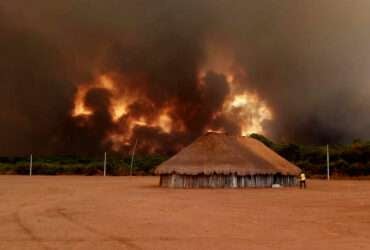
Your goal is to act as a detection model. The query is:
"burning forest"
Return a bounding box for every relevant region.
[70,67,272,155]
[1,1,370,156]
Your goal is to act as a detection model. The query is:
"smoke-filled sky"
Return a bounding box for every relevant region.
[1,1,370,156]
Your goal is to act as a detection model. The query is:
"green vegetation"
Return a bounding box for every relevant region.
[250,134,370,178]
[1,134,370,177]
[0,155,169,176]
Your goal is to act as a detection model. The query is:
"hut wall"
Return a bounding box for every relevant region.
[159,174,298,188]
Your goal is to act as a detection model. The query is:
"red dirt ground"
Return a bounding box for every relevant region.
[0,176,369,250]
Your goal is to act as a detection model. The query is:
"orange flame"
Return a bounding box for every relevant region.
[224,92,273,136]
[72,85,93,117]
[200,71,272,136]
[73,52,273,152]
[72,74,115,117]
[72,73,179,150]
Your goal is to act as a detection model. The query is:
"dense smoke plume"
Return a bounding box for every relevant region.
[1,1,370,155]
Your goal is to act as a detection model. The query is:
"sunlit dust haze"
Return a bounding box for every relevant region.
[1,1,370,156]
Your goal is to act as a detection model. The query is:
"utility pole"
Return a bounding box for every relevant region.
[30,154,33,177]
[104,152,107,177]
[327,144,330,180]
[130,140,138,176]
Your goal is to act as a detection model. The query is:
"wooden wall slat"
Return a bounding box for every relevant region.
[159,174,299,188]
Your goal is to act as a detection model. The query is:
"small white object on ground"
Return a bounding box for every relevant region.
[272,184,281,188]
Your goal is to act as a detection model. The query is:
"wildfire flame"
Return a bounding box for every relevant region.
[71,45,273,153]
[200,66,273,136]
[72,75,115,117]
[72,74,179,150]
[72,85,93,117]
[224,92,272,136]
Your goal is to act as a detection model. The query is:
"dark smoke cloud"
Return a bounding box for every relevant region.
[1,1,370,155]
[215,1,370,144]
[0,13,74,155]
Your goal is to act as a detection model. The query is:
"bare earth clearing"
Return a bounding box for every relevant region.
[0,176,369,250]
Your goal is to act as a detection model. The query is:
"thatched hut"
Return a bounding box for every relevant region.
[155,133,301,188]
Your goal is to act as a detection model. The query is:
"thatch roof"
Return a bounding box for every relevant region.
[155,133,301,176]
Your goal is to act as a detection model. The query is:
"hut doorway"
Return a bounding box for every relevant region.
[273,173,282,184]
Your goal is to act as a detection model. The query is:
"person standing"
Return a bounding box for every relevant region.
[299,172,306,189]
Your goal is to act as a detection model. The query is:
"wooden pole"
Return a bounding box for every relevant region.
[103,152,107,177]
[130,139,138,176]
[327,144,330,180]
[29,154,33,177]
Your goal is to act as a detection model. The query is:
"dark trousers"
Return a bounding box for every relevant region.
[300,180,306,189]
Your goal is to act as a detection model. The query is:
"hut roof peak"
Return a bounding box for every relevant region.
[155,133,301,176]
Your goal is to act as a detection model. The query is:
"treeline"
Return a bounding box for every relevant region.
[1,134,370,177]
[250,134,370,177]
[0,155,168,176]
